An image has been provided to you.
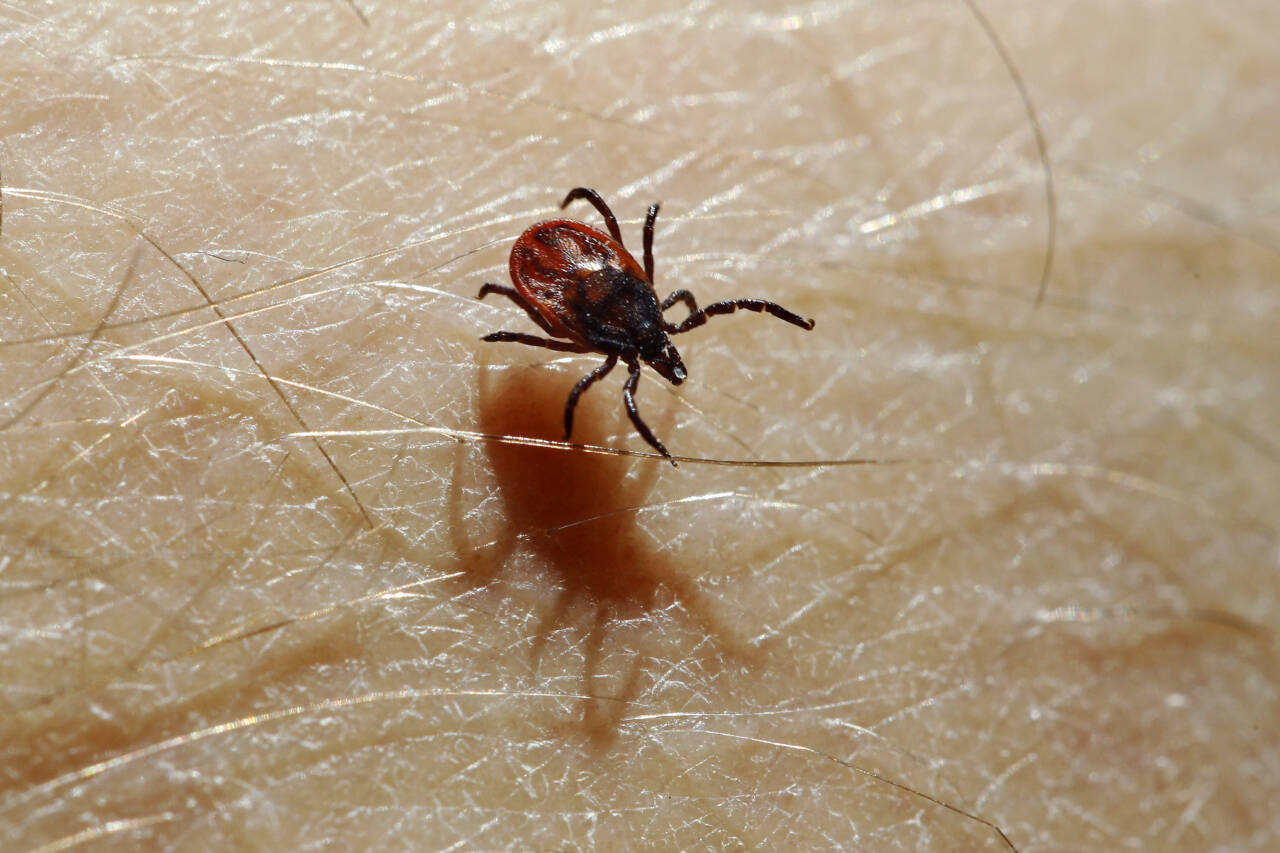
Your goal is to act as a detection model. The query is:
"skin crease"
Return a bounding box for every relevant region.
[1,0,1277,850]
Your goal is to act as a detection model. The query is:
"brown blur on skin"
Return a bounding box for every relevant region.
[2,1,1278,850]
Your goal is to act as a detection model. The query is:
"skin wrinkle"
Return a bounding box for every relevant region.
[1,1,1277,852]
[0,188,534,347]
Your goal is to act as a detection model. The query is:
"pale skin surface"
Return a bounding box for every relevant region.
[1,1,1277,850]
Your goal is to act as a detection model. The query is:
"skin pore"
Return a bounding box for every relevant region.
[2,1,1277,850]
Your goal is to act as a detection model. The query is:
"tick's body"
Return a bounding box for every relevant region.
[478,187,813,463]
[508,219,683,381]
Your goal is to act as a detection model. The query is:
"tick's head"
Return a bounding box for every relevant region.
[644,339,687,385]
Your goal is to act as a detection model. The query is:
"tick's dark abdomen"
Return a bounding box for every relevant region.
[570,267,666,354]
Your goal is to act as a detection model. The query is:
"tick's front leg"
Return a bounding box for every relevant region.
[667,298,814,334]
[659,289,699,331]
[622,360,676,466]
[563,354,619,440]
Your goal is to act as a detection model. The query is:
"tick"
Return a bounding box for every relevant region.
[477,187,815,464]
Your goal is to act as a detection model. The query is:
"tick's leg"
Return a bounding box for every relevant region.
[661,289,698,312]
[659,289,700,331]
[477,283,555,334]
[481,331,589,352]
[622,360,675,465]
[668,298,815,334]
[563,354,618,440]
[560,187,623,246]
[643,202,660,282]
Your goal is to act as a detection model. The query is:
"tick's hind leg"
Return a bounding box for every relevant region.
[668,297,814,334]
[622,360,675,466]
[481,331,589,353]
[478,283,556,334]
[560,187,624,246]
[563,354,618,440]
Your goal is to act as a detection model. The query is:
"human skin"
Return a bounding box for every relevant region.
[1,1,1277,850]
